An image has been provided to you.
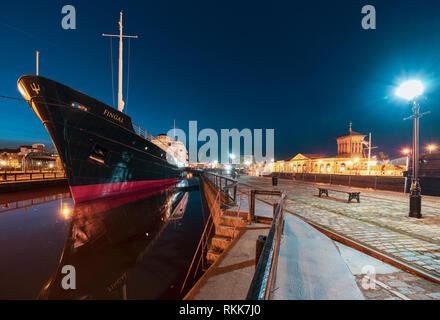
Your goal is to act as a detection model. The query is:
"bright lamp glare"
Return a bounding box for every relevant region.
[396,80,424,101]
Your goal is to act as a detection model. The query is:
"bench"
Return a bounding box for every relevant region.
[318,187,360,203]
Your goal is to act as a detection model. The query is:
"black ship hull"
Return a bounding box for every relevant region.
[18,75,185,203]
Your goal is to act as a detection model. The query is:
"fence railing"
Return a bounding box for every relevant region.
[272,172,405,192]
[247,191,286,300]
[203,171,238,205]
[0,171,66,183]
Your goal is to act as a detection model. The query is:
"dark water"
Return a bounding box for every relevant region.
[0,179,206,299]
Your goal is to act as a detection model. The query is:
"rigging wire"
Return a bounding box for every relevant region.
[110,37,115,108]
[0,95,72,108]
[0,95,26,101]
[126,37,131,112]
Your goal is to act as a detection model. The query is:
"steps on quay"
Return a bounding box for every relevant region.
[215,224,241,238]
[207,248,222,264]
[207,214,247,264]
[211,235,232,251]
[223,210,249,220]
[218,215,247,228]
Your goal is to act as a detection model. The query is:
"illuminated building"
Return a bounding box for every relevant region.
[264,123,405,176]
[0,144,62,171]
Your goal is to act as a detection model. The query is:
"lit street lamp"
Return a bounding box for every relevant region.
[396,80,430,218]
[427,144,437,154]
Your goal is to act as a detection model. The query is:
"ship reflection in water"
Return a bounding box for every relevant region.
[0,179,205,299]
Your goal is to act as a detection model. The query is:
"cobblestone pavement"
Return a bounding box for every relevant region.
[355,272,440,300]
[237,175,440,298]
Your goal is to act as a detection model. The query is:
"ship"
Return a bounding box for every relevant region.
[17,12,188,203]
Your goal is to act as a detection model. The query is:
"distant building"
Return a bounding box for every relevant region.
[336,123,367,158]
[0,148,21,169]
[0,143,62,171]
[255,123,405,177]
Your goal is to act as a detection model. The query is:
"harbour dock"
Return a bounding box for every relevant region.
[183,172,440,300]
[0,171,67,193]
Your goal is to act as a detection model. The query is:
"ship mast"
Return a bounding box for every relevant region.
[35,50,39,75]
[103,11,138,113]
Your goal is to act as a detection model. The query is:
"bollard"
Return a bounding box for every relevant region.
[272,175,278,186]
[255,235,267,267]
[250,190,256,222]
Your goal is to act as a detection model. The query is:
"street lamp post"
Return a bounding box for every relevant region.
[402,148,411,194]
[396,80,430,219]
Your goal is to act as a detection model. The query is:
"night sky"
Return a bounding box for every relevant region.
[1,0,440,160]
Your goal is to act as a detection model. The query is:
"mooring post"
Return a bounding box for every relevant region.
[250,190,255,222]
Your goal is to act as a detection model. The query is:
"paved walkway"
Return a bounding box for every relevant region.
[336,242,440,300]
[274,213,364,299]
[239,176,440,281]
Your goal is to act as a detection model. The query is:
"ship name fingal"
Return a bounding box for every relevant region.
[103,109,124,123]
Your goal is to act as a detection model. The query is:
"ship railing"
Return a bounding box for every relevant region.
[132,122,178,148]
[132,122,157,141]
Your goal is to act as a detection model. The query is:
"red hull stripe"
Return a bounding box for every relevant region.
[70,178,180,203]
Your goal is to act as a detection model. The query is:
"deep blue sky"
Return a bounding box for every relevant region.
[1,0,440,160]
